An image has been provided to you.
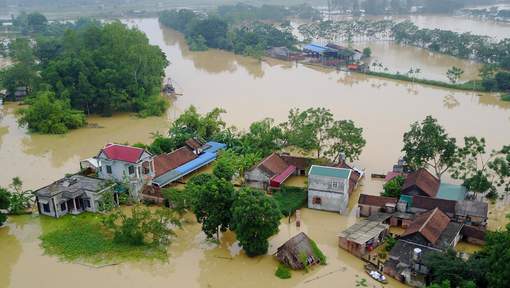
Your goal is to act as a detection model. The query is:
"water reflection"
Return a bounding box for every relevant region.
[444,94,461,109]
[0,220,27,288]
[160,25,265,78]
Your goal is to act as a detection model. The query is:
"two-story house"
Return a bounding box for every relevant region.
[307,165,353,214]
[97,143,154,199]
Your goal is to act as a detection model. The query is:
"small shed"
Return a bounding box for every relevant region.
[276,232,320,270]
[338,219,389,257]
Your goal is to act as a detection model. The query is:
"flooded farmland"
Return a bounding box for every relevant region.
[1,17,510,288]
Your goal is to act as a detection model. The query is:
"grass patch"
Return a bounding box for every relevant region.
[275,264,292,279]
[310,239,327,265]
[39,213,167,264]
[273,186,307,217]
[365,71,487,92]
[502,94,510,101]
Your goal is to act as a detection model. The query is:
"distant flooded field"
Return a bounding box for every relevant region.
[1,17,510,288]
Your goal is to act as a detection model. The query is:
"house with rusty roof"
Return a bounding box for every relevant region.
[401,168,440,198]
[400,208,463,249]
[97,143,154,199]
[358,194,398,217]
[384,208,463,287]
[245,153,312,190]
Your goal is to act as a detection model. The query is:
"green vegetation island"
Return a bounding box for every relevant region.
[1,14,169,134]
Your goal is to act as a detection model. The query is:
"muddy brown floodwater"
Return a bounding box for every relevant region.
[1,17,510,288]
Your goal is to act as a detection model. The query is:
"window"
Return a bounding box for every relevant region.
[312,196,322,205]
[42,203,50,213]
[143,166,150,174]
[106,165,112,174]
[128,166,135,175]
[332,181,338,188]
[60,202,66,211]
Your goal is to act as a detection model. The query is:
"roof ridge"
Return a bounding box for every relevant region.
[418,208,438,233]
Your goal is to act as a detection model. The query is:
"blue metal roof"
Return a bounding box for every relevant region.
[204,141,227,153]
[303,43,331,54]
[175,152,216,175]
[152,141,225,187]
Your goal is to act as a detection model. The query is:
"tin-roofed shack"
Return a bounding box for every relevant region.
[338,219,389,258]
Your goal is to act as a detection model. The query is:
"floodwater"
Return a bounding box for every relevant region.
[329,14,510,40]
[1,17,510,288]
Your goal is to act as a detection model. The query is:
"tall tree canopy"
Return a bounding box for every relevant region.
[402,116,457,179]
[231,188,281,256]
[3,20,169,133]
[187,174,235,240]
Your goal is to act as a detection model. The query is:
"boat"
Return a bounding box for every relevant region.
[364,263,388,284]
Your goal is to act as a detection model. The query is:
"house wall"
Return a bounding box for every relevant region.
[308,174,349,214]
[245,168,270,190]
[338,237,365,258]
[358,204,381,217]
[97,152,153,199]
[402,186,428,197]
[308,189,348,214]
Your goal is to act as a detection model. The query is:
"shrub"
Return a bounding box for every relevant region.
[40,213,171,263]
[501,94,510,102]
[382,175,405,198]
[384,235,397,252]
[310,239,327,265]
[273,186,307,217]
[102,205,181,246]
[275,264,291,279]
[17,91,86,134]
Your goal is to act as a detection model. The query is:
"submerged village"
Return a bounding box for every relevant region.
[2,1,510,288]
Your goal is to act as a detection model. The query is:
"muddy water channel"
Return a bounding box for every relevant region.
[1,17,510,288]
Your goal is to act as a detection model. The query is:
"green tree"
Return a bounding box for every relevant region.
[162,188,192,216]
[362,47,371,58]
[241,118,283,156]
[17,90,86,134]
[326,120,366,162]
[213,152,237,181]
[168,106,226,147]
[6,177,34,215]
[187,174,235,240]
[452,137,494,197]
[0,188,10,226]
[231,188,281,256]
[402,116,457,179]
[446,66,464,84]
[284,107,334,158]
[102,205,181,246]
[382,175,405,198]
[424,249,472,288]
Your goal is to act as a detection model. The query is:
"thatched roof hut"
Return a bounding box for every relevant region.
[276,232,320,270]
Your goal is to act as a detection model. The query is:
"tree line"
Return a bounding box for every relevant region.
[1,14,169,134]
[136,105,366,165]
[158,9,298,57]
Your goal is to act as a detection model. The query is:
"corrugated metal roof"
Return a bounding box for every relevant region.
[437,183,467,201]
[309,165,350,179]
[303,43,331,54]
[152,142,225,187]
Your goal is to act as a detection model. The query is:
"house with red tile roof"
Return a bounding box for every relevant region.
[401,168,440,198]
[97,143,154,199]
[245,153,312,190]
[384,208,463,287]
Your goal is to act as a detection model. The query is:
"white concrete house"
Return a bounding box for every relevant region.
[307,165,352,214]
[34,175,116,218]
[97,143,155,199]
